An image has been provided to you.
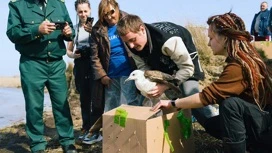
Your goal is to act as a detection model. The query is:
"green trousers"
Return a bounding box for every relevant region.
[19,55,75,152]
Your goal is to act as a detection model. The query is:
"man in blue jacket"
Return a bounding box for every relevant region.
[251,1,271,41]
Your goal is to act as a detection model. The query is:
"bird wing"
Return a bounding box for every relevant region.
[144,70,178,82]
[144,70,182,95]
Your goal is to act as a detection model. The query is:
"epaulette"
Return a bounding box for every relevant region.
[10,0,18,2]
[60,0,65,3]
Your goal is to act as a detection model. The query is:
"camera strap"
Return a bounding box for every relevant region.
[75,22,91,49]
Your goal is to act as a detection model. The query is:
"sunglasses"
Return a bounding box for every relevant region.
[104,9,115,18]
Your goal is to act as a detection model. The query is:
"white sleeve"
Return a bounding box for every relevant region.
[162,36,194,83]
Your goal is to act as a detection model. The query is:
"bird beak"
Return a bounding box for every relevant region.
[124,78,131,83]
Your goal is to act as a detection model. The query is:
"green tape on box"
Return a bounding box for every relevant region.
[114,108,128,127]
[177,110,192,139]
[164,120,174,152]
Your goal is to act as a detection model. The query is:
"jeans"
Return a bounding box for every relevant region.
[179,80,217,127]
[104,76,142,112]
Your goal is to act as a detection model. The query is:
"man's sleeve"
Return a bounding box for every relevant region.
[62,2,75,41]
[6,2,41,44]
[162,36,194,84]
[270,9,272,32]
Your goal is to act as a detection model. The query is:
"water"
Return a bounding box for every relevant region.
[0,87,52,129]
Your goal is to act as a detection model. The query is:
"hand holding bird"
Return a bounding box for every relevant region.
[125,70,182,106]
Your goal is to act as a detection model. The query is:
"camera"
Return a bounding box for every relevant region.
[86,17,94,25]
[53,21,66,30]
[75,46,91,58]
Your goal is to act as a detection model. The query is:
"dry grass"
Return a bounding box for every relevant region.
[0,76,21,88]
[186,24,226,87]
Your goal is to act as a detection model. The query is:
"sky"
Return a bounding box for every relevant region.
[0,0,267,76]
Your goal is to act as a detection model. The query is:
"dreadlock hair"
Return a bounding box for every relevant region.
[74,0,90,11]
[207,12,272,110]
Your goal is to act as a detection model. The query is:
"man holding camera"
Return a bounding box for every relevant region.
[6,0,77,152]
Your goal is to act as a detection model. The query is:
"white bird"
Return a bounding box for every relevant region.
[125,70,182,106]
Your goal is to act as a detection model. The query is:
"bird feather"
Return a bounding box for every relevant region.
[125,70,182,106]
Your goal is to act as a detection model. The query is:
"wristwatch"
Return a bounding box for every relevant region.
[170,99,176,108]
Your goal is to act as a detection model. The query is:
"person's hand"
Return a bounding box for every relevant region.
[151,100,172,111]
[84,23,92,33]
[147,83,169,98]
[101,76,111,87]
[73,50,81,59]
[62,22,72,37]
[39,20,55,35]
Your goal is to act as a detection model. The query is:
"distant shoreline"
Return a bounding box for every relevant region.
[0,76,21,88]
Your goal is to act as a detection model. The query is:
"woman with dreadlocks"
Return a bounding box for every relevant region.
[152,12,272,153]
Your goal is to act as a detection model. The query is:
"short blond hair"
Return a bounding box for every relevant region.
[117,14,144,36]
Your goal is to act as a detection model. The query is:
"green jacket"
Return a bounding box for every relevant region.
[6,0,75,58]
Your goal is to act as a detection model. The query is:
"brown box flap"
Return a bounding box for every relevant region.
[103,104,161,121]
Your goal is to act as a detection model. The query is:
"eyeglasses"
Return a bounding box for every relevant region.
[104,9,115,18]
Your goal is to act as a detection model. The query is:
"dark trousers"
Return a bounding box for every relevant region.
[254,32,270,41]
[179,80,216,127]
[204,97,272,151]
[74,58,98,131]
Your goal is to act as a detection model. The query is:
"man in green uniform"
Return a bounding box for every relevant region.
[6,0,77,153]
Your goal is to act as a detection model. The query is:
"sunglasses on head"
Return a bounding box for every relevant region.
[104,9,115,17]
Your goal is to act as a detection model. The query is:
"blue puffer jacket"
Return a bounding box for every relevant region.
[251,9,271,37]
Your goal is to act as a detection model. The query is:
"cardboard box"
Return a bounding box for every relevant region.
[103,105,195,153]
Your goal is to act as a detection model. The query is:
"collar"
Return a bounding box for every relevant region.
[28,0,48,7]
[35,0,47,4]
[26,0,55,16]
[145,24,153,54]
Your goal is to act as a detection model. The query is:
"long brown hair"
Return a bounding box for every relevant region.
[207,12,272,109]
[98,0,120,24]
